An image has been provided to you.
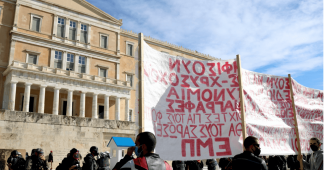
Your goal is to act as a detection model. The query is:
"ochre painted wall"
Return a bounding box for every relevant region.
[18,5,53,37]
[14,42,51,66]
[90,26,117,52]
[89,58,116,79]
[0,1,15,26]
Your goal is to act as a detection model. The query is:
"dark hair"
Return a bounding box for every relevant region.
[70,148,78,155]
[137,132,156,152]
[244,136,259,149]
[11,150,18,156]
[310,137,322,145]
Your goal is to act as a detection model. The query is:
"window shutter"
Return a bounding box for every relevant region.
[28,54,37,64]
[57,25,64,37]
[128,44,133,56]
[69,28,76,40]
[101,36,107,48]
[100,69,106,77]
[32,17,40,32]
[81,32,87,43]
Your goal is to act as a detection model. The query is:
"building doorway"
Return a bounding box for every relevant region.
[62,101,74,116]
[21,96,35,112]
[98,105,104,119]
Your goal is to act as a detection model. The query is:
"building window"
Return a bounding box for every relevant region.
[126,42,134,56]
[66,53,74,71]
[54,51,62,69]
[57,17,65,38]
[69,21,77,40]
[28,54,37,64]
[30,14,43,32]
[80,24,87,43]
[126,74,133,87]
[0,6,2,16]
[161,51,169,54]
[100,34,108,49]
[99,68,107,77]
[128,109,132,121]
[25,50,40,65]
[78,56,86,73]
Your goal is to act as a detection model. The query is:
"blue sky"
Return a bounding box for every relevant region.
[87,0,323,90]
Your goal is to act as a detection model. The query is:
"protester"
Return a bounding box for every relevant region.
[25,148,49,170]
[56,148,81,170]
[297,137,323,170]
[268,155,284,170]
[185,160,203,170]
[172,161,186,170]
[232,136,267,170]
[83,146,99,170]
[287,155,297,170]
[7,150,25,170]
[112,132,172,170]
[206,159,218,170]
[279,156,287,170]
[219,158,232,170]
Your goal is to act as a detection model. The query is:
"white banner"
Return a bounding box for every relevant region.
[241,70,297,155]
[292,79,323,153]
[143,41,242,160]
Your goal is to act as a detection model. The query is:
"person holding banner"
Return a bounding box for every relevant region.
[112,132,172,170]
[297,137,323,170]
[232,136,268,170]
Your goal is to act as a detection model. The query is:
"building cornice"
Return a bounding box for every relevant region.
[18,0,121,32]
[120,29,220,61]
[4,61,133,92]
[26,0,122,26]
[11,30,121,63]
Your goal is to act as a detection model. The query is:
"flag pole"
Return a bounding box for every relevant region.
[138,33,145,133]
[288,74,303,170]
[236,54,247,149]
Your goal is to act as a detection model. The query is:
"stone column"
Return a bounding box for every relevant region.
[116,63,120,79]
[104,95,109,119]
[8,81,18,111]
[38,85,47,113]
[86,57,90,74]
[23,83,32,112]
[74,54,79,73]
[13,4,20,31]
[8,40,16,66]
[62,51,67,70]
[125,98,130,121]
[66,90,73,116]
[92,93,98,118]
[50,49,55,68]
[52,15,58,39]
[80,92,86,117]
[86,25,91,48]
[115,97,120,120]
[65,18,70,42]
[76,21,81,45]
[52,87,60,115]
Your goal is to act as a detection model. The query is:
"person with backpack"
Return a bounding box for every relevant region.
[25,148,49,170]
[83,146,99,170]
[7,150,25,170]
[56,148,81,170]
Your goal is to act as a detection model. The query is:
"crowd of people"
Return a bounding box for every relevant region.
[6,133,323,170]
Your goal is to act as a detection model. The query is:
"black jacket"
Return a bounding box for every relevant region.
[56,157,81,170]
[185,160,203,170]
[7,156,26,170]
[232,151,267,170]
[83,154,98,170]
[172,161,185,170]
[25,156,48,170]
[206,159,217,170]
[219,158,232,170]
[268,156,284,170]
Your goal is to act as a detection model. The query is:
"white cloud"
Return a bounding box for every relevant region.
[90,0,322,78]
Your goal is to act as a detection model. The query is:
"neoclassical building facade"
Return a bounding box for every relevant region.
[0,0,217,163]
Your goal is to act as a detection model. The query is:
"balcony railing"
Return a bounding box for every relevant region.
[12,61,131,87]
